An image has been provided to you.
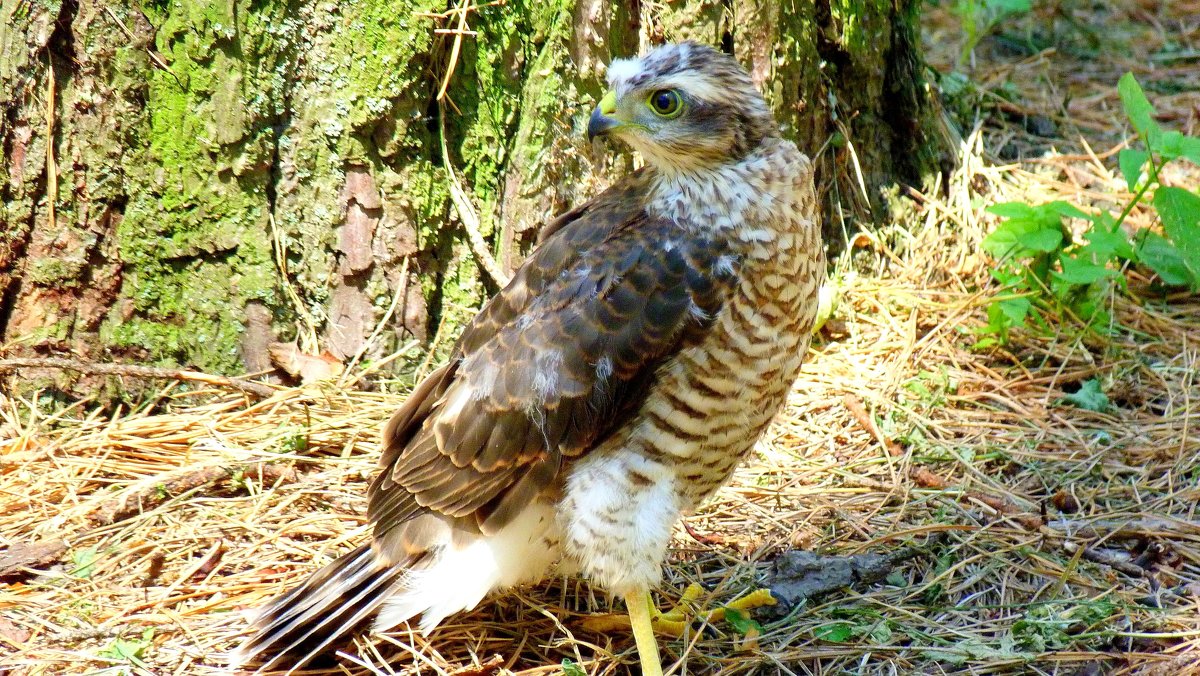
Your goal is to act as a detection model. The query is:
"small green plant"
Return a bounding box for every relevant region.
[979,73,1200,346]
[1011,598,1117,651]
[723,606,763,636]
[1059,378,1111,413]
[812,608,898,644]
[70,547,100,579]
[560,658,587,676]
[97,628,155,672]
[951,0,1032,66]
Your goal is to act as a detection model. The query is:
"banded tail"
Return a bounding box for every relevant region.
[230,544,412,673]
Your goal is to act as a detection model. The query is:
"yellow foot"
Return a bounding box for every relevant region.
[580,584,777,638]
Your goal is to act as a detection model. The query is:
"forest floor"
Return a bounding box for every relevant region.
[2,2,1199,675]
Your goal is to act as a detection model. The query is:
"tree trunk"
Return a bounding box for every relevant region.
[0,0,946,386]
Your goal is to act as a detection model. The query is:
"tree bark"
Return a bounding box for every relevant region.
[0,0,947,384]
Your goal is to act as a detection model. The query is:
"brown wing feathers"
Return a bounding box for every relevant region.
[367,175,739,543]
[235,173,740,671]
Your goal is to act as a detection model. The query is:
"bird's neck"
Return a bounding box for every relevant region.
[643,136,795,238]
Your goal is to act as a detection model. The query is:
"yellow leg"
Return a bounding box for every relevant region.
[582,585,777,638]
[624,589,664,676]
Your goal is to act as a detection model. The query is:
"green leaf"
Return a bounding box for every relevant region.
[1154,131,1200,166]
[940,70,971,97]
[1016,228,1064,252]
[996,296,1032,324]
[986,202,1038,219]
[984,219,1062,258]
[984,201,1080,258]
[561,658,587,676]
[1153,186,1200,282]
[1083,227,1134,261]
[1178,135,1200,166]
[1045,201,1090,220]
[1055,255,1116,285]
[71,547,99,579]
[1158,130,1185,161]
[973,336,999,349]
[869,622,895,644]
[923,637,1034,665]
[923,648,969,665]
[1118,72,1159,140]
[1061,379,1111,413]
[1118,148,1149,191]
[988,0,1031,14]
[723,607,763,636]
[814,622,855,642]
[98,629,154,665]
[923,582,946,605]
[1137,232,1194,286]
[885,571,908,587]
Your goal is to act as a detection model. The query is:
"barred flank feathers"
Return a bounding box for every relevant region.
[229,544,412,674]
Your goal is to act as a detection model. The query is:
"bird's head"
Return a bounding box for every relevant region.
[587,42,777,173]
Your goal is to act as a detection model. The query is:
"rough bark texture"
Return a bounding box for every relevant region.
[0,0,945,382]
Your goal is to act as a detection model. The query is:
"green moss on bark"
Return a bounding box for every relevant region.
[111,0,286,369]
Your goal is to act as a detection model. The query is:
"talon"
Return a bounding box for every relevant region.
[656,582,705,623]
[722,587,777,613]
[581,583,706,637]
[580,585,775,640]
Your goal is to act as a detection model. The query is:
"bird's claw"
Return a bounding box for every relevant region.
[580,584,776,638]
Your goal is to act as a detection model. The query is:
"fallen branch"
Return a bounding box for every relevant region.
[1061,541,1148,578]
[912,467,1200,540]
[0,357,277,398]
[909,467,1198,579]
[90,463,298,526]
[766,537,939,608]
[1044,517,1200,540]
[0,462,299,579]
[0,538,69,578]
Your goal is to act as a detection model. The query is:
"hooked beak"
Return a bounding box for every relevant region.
[586,90,620,142]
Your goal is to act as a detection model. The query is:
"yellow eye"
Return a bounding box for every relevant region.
[647,89,682,118]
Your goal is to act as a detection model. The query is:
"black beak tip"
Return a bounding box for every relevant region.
[587,107,615,143]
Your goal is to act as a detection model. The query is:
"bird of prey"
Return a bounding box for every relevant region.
[233,41,824,675]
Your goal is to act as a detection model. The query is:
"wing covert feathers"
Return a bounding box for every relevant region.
[366,172,739,541]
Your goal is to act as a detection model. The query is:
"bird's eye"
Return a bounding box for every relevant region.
[647,89,682,118]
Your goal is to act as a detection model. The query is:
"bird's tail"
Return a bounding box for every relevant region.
[229,543,410,674]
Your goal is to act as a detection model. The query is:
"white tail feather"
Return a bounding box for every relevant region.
[230,503,561,672]
[375,501,561,634]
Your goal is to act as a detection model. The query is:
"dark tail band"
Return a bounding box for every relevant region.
[230,544,409,674]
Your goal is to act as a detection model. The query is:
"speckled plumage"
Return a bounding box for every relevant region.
[232,41,823,673]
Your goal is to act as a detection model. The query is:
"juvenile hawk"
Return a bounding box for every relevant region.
[234,41,824,675]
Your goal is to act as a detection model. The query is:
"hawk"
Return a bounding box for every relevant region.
[233,41,824,675]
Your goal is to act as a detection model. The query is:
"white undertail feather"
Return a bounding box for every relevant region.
[375,501,561,634]
[231,505,562,672]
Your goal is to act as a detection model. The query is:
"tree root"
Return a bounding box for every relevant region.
[0,357,278,398]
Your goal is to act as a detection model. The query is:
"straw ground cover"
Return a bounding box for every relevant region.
[2,3,1199,674]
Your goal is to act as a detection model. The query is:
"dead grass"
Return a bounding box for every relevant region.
[3,2,1200,675]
